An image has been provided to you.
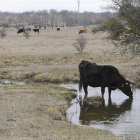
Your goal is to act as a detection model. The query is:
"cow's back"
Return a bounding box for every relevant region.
[84,64,124,87]
[84,65,103,87]
[99,65,125,86]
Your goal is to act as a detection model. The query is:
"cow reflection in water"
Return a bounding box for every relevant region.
[79,98,133,125]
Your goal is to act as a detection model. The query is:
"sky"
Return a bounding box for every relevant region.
[0,0,108,13]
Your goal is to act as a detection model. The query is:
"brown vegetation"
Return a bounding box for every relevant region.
[0,26,139,139]
[85,95,103,107]
[0,27,140,85]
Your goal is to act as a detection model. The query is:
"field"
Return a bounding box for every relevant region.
[0,26,139,139]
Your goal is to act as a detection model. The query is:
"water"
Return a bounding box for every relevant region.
[60,84,140,139]
[0,79,25,85]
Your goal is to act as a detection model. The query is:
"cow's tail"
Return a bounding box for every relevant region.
[79,76,83,92]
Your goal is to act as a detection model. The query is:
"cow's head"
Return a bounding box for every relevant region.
[119,80,133,99]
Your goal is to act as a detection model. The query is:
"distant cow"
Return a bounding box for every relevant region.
[17,28,25,34]
[57,27,60,31]
[78,60,133,99]
[33,29,39,33]
[91,29,99,33]
[79,29,87,34]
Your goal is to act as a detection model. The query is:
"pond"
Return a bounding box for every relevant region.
[60,84,140,139]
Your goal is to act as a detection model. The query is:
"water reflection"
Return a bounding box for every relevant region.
[79,99,133,125]
[61,84,140,139]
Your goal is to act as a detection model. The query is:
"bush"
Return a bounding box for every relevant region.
[72,35,87,53]
[0,29,6,39]
[23,31,30,39]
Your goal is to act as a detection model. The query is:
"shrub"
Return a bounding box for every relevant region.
[72,35,87,53]
[0,29,6,39]
[85,95,103,107]
[23,31,30,39]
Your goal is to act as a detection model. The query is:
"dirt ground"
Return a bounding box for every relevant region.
[0,26,139,139]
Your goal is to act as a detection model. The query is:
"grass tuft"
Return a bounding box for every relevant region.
[85,95,103,107]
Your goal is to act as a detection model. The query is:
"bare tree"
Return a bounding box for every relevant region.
[23,31,30,39]
[43,10,49,29]
[73,35,87,53]
[50,9,58,29]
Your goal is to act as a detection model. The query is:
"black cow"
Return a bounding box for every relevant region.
[57,27,60,31]
[33,29,39,33]
[17,28,25,34]
[78,60,133,99]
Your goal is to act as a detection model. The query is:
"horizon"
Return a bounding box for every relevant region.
[0,9,107,14]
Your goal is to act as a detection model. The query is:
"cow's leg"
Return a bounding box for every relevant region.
[108,88,112,99]
[101,87,105,98]
[108,97,112,106]
[83,83,88,98]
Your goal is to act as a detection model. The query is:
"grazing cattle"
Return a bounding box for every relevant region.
[57,27,60,31]
[33,29,39,33]
[17,28,25,34]
[78,60,133,99]
[79,29,87,34]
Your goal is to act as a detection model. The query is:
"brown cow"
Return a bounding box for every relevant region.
[79,29,87,34]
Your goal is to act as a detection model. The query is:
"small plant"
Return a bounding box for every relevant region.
[23,31,30,39]
[0,29,6,39]
[39,25,42,29]
[34,25,38,28]
[85,95,103,107]
[73,35,87,53]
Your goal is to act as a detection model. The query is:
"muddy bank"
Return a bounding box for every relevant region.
[0,62,140,88]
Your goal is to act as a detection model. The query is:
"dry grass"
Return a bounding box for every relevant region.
[0,26,139,139]
[0,83,75,139]
[1,27,140,84]
[0,82,119,140]
[84,94,103,107]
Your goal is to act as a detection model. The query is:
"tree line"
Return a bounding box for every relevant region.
[0,9,112,29]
